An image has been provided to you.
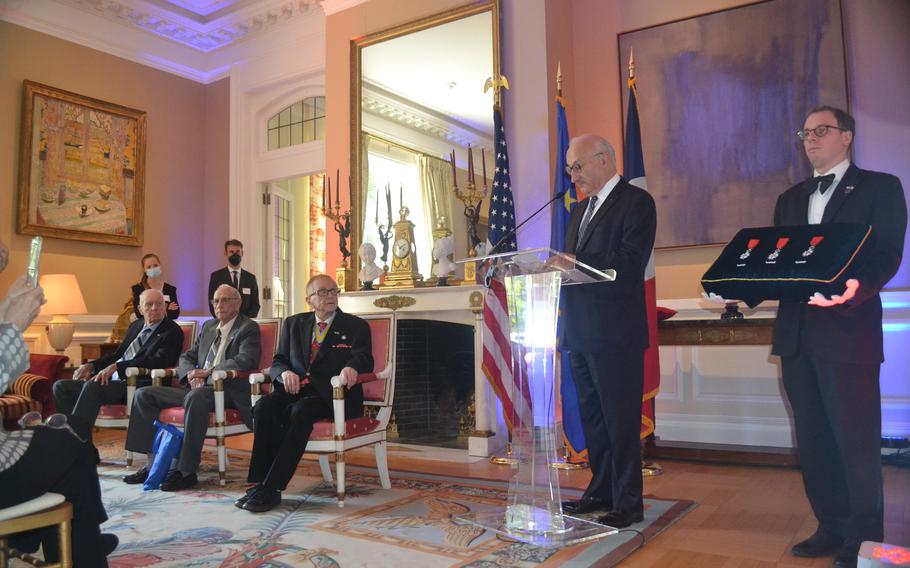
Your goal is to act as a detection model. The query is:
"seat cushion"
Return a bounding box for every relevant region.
[98,404,128,419]
[0,492,66,522]
[158,407,245,427]
[310,416,381,440]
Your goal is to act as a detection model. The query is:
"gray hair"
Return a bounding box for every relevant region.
[138,288,164,313]
[213,284,241,302]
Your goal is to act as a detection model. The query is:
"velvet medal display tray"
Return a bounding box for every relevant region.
[701,223,872,306]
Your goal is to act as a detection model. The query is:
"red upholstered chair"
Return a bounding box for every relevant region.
[0,354,67,429]
[94,320,198,465]
[154,318,281,484]
[249,313,397,507]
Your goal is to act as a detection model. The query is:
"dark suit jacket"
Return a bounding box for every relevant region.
[208,267,260,318]
[131,282,180,319]
[269,309,373,416]
[772,164,907,363]
[560,177,657,353]
[92,318,184,384]
[175,315,262,428]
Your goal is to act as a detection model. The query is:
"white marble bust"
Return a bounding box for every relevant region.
[359,242,383,284]
[432,234,456,278]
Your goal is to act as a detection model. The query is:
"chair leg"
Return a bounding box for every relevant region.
[318,455,333,484]
[217,437,227,486]
[59,519,72,568]
[335,451,345,508]
[374,441,391,489]
[0,536,9,568]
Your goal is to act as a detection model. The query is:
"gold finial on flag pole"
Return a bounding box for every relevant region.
[484,74,510,107]
[628,47,635,85]
[556,61,563,98]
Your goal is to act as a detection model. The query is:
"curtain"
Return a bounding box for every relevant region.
[418,153,453,245]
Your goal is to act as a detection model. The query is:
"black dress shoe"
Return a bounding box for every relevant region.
[791,528,843,558]
[243,487,282,513]
[234,485,261,509]
[596,509,644,528]
[562,497,612,515]
[832,540,861,568]
[102,533,119,556]
[122,467,150,485]
[160,471,198,492]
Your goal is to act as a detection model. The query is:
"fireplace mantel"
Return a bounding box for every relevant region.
[338,285,506,457]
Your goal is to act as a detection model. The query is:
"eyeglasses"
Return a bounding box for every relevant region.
[796,124,847,141]
[564,152,605,176]
[309,288,340,298]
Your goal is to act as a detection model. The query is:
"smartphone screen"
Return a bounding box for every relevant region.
[27,236,42,287]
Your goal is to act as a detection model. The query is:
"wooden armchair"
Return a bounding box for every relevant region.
[94,320,198,465]
[0,493,72,568]
[153,318,281,484]
[249,313,396,507]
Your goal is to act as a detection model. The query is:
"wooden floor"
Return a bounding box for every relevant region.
[101,430,910,567]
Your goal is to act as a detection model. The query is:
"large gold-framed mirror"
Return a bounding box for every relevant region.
[351,0,500,286]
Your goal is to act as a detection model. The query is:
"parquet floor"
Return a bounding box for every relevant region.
[98,430,910,567]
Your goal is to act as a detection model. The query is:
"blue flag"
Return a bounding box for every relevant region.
[551,96,587,462]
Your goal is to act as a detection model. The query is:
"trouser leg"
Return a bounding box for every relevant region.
[262,395,333,491]
[178,387,216,474]
[248,391,297,483]
[124,386,187,455]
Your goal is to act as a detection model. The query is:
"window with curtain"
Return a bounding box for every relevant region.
[267,96,325,151]
[364,144,431,276]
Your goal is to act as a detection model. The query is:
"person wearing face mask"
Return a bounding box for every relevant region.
[207,239,260,318]
[131,253,180,319]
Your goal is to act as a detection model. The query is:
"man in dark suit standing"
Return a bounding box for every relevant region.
[559,134,656,528]
[208,239,260,318]
[122,284,261,490]
[53,289,184,442]
[240,274,373,513]
[774,106,906,568]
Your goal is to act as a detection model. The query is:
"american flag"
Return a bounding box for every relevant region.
[481,106,531,432]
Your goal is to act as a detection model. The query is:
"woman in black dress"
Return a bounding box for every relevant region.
[131,253,180,319]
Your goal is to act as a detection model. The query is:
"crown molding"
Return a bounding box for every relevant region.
[362,80,493,152]
[1,0,324,84]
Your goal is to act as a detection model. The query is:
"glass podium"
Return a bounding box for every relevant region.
[455,248,619,547]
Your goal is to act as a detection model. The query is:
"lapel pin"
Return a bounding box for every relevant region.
[341,335,347,340]
[844,186,854,194]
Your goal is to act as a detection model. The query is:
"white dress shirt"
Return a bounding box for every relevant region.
[808,159,851,224]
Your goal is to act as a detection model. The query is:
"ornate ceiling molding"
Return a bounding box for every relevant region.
[53,0,321,52]
[362,81,493,152]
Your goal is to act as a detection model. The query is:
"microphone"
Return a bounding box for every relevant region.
[487,190,567,256]
[482,190,567,287]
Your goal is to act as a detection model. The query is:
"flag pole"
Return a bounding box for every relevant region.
[627,47,663,477]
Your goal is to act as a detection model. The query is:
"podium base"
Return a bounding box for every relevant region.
[455,507,618,548]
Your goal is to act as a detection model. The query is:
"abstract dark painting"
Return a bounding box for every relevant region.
[619,0,848,248]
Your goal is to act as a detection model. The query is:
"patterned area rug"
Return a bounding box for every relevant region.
[91,445,694,567]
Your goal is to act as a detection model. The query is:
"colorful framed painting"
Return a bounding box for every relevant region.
[17,81,147,246]
[618,0,848,248]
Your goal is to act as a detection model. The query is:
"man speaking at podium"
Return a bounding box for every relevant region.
[559,134,657,528]
[774,106,906,567]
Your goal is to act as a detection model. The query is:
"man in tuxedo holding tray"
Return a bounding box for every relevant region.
[773,106,906,567]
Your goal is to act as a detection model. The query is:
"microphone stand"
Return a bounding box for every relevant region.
[483,190,567,288]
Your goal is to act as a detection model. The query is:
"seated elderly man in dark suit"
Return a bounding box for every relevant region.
[239,274,372,513]
[122,284,261,490]
[53,288,184,444]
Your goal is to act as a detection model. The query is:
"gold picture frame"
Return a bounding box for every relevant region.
[17,80,147,246]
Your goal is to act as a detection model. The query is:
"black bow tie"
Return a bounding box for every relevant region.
[809,173,836,195]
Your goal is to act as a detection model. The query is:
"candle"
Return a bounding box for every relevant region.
[327,176,332,210]
[322,174,326,209]
[399,184,403,211]
[375,187,379,223]
[335,169,340,206]
[482,148,487,186]
[386,184,392,226]
[468,145,474,184]
[451,149,457,185]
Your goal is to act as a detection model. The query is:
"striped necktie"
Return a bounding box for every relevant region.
[310,321,328,363]
[578,195,598,242]
[203,329,222,369]
[122,328,151,361]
